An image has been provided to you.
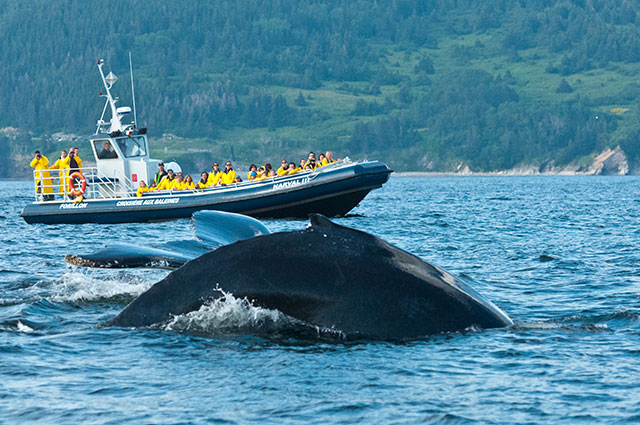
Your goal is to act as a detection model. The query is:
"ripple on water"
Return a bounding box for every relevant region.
[1,177,640,423]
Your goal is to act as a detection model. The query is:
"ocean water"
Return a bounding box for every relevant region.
[1,176,639,424]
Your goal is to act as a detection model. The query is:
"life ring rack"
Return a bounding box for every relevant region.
[68,172,87,197]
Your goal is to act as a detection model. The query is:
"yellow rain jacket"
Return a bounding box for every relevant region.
[75,155,83,173]
[220,169,236,185]
[206,171,222,187]
[50,156,68,193]
[136,186,149,197]
[276,166,288,176]
[156,176,175,191]
[29,155,54,195]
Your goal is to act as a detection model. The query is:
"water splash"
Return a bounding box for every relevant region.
[162,288,288,335]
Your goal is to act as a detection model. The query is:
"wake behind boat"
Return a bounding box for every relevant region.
[21,59,391,225]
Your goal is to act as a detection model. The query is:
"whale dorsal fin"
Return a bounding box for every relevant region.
[309,214,336,228]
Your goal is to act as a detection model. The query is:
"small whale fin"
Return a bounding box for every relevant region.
[308,214,336,228]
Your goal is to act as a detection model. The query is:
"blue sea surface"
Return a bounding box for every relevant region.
[1,176,639,423]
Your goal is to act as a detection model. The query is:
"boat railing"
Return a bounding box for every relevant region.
[30,158,362,202]
[31,167,134,202]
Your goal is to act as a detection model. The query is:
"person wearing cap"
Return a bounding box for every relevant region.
[153,162,168,187]
[220,161,236,185]
[154,169,176,190]
[29,150,54,200]
[206,162,222,187]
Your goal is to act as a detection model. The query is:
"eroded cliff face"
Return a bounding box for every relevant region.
[587,147,629,175]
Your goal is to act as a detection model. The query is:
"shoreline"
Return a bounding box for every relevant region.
[391,171,638,177]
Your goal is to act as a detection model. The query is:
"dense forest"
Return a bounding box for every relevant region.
[1,0,639,176]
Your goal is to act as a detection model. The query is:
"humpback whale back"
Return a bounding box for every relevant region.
[109,214,512,339]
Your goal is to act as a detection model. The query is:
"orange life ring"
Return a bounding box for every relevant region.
[68,172,87,196]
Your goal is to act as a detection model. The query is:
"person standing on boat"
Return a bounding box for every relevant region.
[153,162,168,187]
[73,147,83,173]
[206,162,222,186]
[220,161,236,185]
[154,169,176,191]
[30,151,54,201]
[62,149,81,175]
[50,149,68,194]
[61,149,81,198]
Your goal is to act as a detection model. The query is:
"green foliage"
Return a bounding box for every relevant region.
[2,0,640,173]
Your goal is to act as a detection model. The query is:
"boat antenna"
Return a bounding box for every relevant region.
[129,51,138,128]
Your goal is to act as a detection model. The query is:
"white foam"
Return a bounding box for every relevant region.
[16,321,33,333]
[48,269,155,303]
[163,288,286,334]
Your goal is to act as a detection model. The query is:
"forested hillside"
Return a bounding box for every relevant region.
[1,0,640,176]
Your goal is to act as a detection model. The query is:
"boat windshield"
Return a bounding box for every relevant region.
[94,140,119,160]
[115,136,147,158]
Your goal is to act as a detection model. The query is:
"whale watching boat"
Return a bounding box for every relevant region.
[21,59,392,225]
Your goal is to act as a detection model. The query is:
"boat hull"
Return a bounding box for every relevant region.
[21,161,391,224]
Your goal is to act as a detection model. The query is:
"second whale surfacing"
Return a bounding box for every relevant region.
[108,214,512,339]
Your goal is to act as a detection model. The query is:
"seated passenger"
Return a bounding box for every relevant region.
[136,181,149,197]
[268,169,276,177]
[287,162,299,175]
[184,175,195,189]
[255,166,266,181]
[206,162,222,186]
[323,151,336,165]
[171,173,185,190]
[305,152,317,170]
[264,163,273,175]
[153,169,176,190]
[247,164,257,181]
[276,159,289,176]
[196,172,209,188]
[98,142,118,159]
[317,153,326,167]
[220,161,236,185]
[235,176,243,183]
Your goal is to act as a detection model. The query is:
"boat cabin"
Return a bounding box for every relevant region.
[88,59,177,196]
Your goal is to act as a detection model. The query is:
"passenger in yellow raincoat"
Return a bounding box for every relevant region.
[136,181,149,197]
[29,151,54,200]
[206,162,222,187]
[276,159,289,176]
[220,161,236,185]
[50,149,68,194]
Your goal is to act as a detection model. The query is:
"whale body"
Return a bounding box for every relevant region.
[108,214,512,339]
